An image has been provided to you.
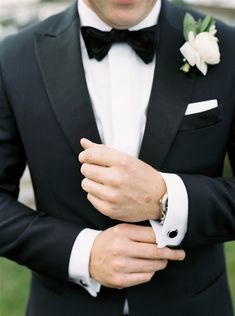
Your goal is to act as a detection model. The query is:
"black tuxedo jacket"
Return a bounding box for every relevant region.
[0,1,234,315]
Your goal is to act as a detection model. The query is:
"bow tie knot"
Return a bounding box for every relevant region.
[111,29,129,43]
[81,25,159,64]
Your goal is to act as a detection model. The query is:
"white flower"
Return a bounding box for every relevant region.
[180,30,220,75]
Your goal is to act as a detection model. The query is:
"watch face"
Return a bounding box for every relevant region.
[165,197,168,211]
[160,193,168,223]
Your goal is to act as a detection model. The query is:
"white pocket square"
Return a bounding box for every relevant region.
[185,99,218,116]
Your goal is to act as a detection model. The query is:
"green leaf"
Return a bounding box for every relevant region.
[200,15,215,33]
[184,13,196,25]
[196,19,202,33]
[183,13,197,41]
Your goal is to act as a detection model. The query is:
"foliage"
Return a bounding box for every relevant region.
[0,259,30,316]
[183,13,215,41]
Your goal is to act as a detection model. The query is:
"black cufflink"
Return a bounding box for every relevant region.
[80,280,88,287]
[167,229,178,238]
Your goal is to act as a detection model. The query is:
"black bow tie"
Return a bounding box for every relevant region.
[81,25,158,64]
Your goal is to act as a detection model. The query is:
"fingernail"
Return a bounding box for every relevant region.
[81,138,92,144]
[179,251,186,260]
[78,152,84,162]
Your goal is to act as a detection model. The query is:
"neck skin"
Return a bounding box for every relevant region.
[83,0,157,29]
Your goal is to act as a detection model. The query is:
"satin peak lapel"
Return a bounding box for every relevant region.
[139,0,196,169]
[34,4,101,156]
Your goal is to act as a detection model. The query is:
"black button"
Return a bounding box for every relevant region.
[80,280,88,287]
[167,229,178,238]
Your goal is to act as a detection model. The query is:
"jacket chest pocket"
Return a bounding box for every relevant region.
[179,104,223,132]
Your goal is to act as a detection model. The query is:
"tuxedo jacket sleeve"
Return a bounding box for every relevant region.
[0,52,83,282]
[180,162,235,249]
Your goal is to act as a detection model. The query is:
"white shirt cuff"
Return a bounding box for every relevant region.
[150,173,188,248]
[68,228,101,297]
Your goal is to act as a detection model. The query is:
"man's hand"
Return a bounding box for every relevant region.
[89,223,185,288]
[79,138,166,222]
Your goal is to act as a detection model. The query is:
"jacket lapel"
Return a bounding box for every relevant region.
[34,2,101,156]
[139,0,196,169]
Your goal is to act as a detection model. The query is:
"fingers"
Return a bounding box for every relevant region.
[110,260,167,288]
[112,225,186,261]
[113,258,168,274]
[79,147,120,167]
[82,178,107,200]
[132,259,168,273]
[124,241,185,261]
[86,193,129,222]
[80,138,98,150]
[79,139,126,167]
[115,272,155,288]
[86,193,111,217]
[81,163,110,185]
[114,224,157,244]
[151,246,186,261]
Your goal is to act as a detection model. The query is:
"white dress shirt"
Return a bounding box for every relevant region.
[68,0,188,298]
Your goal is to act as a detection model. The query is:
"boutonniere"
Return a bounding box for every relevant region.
[180,13,221,75]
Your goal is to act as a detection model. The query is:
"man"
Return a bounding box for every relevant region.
[0,0,234,315]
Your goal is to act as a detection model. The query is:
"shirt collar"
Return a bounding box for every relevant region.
[78,0,162,31]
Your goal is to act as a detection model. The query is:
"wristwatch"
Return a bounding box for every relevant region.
[159,192,168,224]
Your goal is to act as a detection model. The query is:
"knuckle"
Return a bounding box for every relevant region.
[100,203,111,216]
[114,223,128,235]
[150,261,158,272]
[159,259,168,270]
[107,191,119,203]
[109,213,118,220]
[111,239,122,256]
[112,173,123,187]
[113,225,121,235]
[107,173,122,187]
[169,250,179,260]
[143,273,153,283]
[151,246,159,258]
[106,173,115,185]
[85,149,95,161]
[113,275,125,288]
[119,156,128,167]
[112,259,124,272]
